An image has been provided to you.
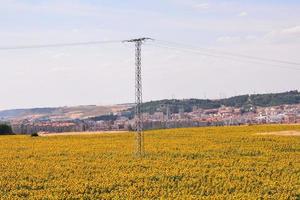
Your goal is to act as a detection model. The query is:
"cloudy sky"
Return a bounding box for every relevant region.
[0,0,299,110]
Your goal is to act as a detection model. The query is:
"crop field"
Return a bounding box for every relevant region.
[0,125,299,199]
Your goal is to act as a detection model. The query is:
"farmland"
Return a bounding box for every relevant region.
[0,125,299,199]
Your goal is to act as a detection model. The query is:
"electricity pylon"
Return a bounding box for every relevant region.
[123,38,153,156]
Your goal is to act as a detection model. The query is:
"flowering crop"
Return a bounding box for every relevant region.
[0,125,299,199]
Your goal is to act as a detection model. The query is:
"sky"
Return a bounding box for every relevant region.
[0,0,300,110]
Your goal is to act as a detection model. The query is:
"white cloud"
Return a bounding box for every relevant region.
[281,26,300,35]
[265,26,300,43]
[52,53,68,59]
[0,1,98,16]
[238,11,248,17]
[245,35,258,40]
[71,29,80,33]
[50,66,73,72]
[193,3,209,10]
[0,0,300,109]
[216,26,300,45]
[216,35,258,44]
[217,36,242,43]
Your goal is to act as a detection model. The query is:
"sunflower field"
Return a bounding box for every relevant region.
[0,125,299,199]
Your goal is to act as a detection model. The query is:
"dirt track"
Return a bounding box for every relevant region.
[258,131,300,136]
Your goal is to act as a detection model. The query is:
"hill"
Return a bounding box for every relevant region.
[139,90,300,114]
[1,90,299,121]
[0,104,132,121]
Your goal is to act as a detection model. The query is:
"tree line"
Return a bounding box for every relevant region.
[136,90,300,114]
[0,124,13,135]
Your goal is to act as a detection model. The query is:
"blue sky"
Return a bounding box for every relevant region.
[0,0,299,110]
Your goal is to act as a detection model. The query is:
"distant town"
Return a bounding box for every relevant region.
[1,103,300,135]
[1,91,300,134]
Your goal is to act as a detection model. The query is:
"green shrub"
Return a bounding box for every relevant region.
[0,124,13,135]
[30,133,39,137]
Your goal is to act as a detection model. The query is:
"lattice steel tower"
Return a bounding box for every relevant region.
[124,38,152,156]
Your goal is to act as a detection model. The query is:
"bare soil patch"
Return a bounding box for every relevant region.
[257,131,300,136]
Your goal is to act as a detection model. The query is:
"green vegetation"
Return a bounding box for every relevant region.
[30,133,39,137]
[0,124,13,135]
[138,90,300,114]
[88,114,118,121]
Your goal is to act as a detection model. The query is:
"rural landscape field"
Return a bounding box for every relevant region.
[0,125,299,199]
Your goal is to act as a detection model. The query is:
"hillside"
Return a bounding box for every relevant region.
[1,90,299,121]
[139,90,300,114]
[0,104,132,121]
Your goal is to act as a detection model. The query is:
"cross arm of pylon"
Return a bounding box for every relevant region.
[122,38,154,43]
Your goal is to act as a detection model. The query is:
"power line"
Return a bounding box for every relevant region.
[1,37,299,68]
[0,40,123,50]
[155,39,300,67]
[1,37,299,71]
[148,43,300,71]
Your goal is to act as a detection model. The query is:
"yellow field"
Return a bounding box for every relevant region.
[0,125,299,199]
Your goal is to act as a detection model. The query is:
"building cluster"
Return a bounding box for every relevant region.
[9,118,133,134]
[142,104,300,129]
[189,104,300,125]
[6,104,300,134]
[11,120,82,134]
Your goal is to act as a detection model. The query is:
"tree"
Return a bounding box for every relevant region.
[0,124,13,135]
[127,124,134,131]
